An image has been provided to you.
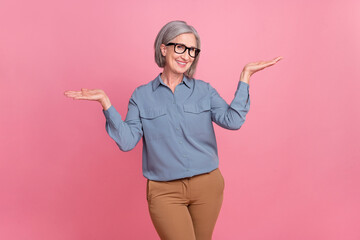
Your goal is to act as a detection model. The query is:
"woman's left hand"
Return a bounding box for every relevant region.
[240,56,283,84]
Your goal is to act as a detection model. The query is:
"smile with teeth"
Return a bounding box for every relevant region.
[176,60,187,67]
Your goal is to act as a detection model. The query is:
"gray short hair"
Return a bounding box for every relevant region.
[154,20,201,79]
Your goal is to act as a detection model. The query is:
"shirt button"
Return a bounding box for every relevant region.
[176,127,180,130]
[179,141,182,144]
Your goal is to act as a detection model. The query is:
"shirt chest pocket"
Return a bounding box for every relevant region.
[139,108,170,140]
[183,99,212,135]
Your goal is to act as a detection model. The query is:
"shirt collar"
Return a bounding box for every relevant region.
[152,73,193,91]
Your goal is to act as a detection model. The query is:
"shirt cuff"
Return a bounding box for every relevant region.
[236,81,249,91]
[102,105,122,122]
[230,80,250,110]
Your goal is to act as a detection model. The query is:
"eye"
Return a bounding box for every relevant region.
[175,44,186,52]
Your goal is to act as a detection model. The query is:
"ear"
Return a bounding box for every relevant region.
[160,44,167,57]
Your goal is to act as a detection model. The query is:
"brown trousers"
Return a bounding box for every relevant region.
[147,168,225,240]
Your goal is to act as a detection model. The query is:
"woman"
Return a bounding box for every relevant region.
[64,20,282,240]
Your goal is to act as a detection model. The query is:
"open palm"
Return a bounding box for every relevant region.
[64,88,105,101]
[244,56,283,76]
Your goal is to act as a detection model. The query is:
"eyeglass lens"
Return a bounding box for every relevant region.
[174,44,199,58]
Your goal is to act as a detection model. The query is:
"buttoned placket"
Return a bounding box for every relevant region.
[163,82,190,172]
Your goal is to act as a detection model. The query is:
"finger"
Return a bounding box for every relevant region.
[256,60,277,70]
[64,90,80,94]
[260,57,281,66]
[273,56,283,62]
[265,57,282,66]
[65,90,84,94]
[65,93,82,98]
[74,96,93,100]
[256,61,265,66]
[64,91,82,95]
[65,93,84,98]
[264,61,277,68]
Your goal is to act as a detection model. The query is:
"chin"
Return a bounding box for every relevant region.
[176,66,191,75]
[170,68,187,75]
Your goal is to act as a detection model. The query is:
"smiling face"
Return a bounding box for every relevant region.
[161,33,197,76]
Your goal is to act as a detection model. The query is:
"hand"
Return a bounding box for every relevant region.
[244,56,283,76]
[240,56,283,84]
[64,88,112,110]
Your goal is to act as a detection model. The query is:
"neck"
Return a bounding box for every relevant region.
[161,68,183,87]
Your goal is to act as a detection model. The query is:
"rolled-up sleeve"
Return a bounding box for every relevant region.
[102,90,143,151]
[209,81,250,130]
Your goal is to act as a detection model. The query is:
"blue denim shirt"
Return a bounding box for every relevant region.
[103,73,250,181]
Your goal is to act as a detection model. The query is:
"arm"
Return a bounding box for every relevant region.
[64,88,143,151]
[102,91,143,152]
[210,56,283,130]
[210,79,250,130]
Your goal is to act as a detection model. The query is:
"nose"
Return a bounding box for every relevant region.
[181,50,191,60]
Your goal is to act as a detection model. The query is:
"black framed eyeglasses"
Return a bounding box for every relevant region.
[165,43,201,58]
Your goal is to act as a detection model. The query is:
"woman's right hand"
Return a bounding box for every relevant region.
[64,88,112,110]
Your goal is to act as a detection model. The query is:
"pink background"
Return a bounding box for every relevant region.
[1,0,359,239]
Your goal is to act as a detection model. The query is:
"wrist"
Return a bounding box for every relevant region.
[100,95,111,110]
[240,71,250,84]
